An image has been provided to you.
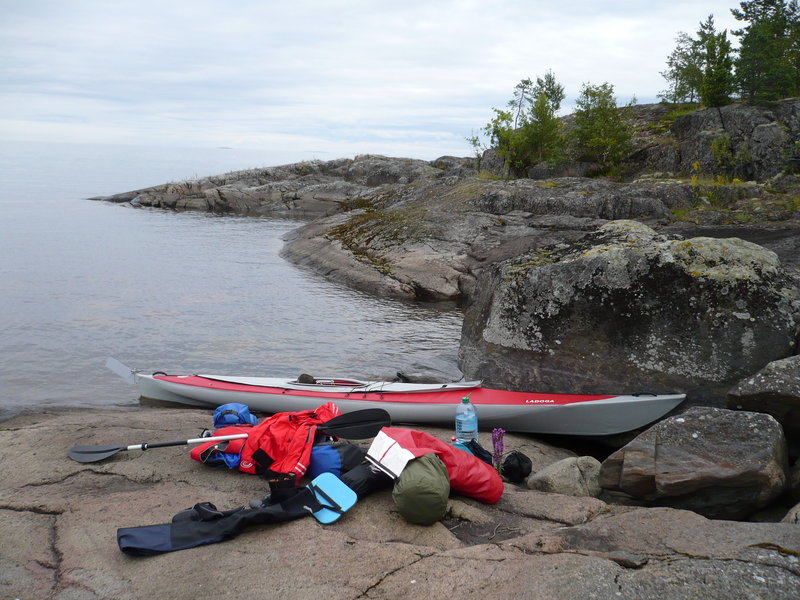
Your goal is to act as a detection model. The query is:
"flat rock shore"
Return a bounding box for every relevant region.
[2,407,798,600]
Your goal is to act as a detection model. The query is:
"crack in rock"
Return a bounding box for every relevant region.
[0,505,62,597]
[24,468,124,487]
[0,504,63,516]
[750,543,800,558]
[355,551,435,599]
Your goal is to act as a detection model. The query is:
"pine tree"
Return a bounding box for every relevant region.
[572,82,634,167]
[731,0,797,29]
[521,92,564,164]
[732,0,800,100]
[508,79,534,130]
[660,16,734,107]
[477,72,567,176]
[534,70,565,112]
[697,16,735,107]
[659,32,704,103]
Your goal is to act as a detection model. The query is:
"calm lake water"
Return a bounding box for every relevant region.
[0,141,464,421]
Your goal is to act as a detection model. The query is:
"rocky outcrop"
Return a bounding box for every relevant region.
[282,177,707,302]
[481,100,800,183]
[2,408,799,600]
[90,155,454,216]
[599,407,789,519]
[458,220,800,406]
[667,99,800,181]
[91,106,800,303]
[728,355,800,439]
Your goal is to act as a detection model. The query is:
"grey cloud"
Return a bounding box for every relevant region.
[0,0,743,158]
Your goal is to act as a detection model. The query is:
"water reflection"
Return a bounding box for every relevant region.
[0,203,464,418]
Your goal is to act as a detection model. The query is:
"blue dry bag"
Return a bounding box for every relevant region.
[213,403,259,428]
[308,442,367,479]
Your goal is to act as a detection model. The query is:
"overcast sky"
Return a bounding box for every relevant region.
[1,1,743,161]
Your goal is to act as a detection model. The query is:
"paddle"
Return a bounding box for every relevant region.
[105,356,136,384]
[319,408,390,439]
[68,433,249,463]
[68,408,390,463]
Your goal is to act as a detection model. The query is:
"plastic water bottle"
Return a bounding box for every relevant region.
[455,394,478,444]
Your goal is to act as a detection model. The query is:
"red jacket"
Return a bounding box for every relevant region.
[238,402,340,480]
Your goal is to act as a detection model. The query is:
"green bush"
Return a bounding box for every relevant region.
[470,73,566,177]
[571,82,634,167]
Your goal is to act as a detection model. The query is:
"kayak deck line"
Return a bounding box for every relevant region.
[196,373,483,394]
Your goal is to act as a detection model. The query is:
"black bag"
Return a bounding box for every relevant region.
[463,438,493,466]
[501,451,532,483]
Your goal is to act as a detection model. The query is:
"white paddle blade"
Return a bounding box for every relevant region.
[106,357,136,385]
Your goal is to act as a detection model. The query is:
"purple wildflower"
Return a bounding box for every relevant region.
[491,427,505,472]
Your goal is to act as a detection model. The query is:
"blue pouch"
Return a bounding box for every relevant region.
[213,403,258,428]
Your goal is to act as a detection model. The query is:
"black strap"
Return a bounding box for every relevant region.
[251,448,276,477]
[307,483,344,514]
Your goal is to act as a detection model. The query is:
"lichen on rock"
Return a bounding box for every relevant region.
[459,220,800,406]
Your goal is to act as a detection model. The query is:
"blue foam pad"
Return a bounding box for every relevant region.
[309,472,357,524]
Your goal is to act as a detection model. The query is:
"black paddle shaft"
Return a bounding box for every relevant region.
[139,439,191,450]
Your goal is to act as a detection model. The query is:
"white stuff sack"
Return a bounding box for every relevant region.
[365,429,418,479]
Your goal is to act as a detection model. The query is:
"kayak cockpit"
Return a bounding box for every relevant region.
[291,376,371,387]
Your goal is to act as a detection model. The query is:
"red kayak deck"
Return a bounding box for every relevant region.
[155,375,617,406]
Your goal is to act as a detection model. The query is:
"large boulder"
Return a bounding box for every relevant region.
[783,502,800,523]
[526,456,602,497]
[459,220,800,405]
[599,407,789,519]
[728,355,800,440]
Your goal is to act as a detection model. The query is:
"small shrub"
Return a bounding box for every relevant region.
[710,133,752,179]
[784,141,800,174]
[663,102,702,121]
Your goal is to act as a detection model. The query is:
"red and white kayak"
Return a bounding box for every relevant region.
[110,359,685,436]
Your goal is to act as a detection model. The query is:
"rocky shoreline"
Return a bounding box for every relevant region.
[2,407,799,599]
[90,101,800,305]
[21,99,798,597]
